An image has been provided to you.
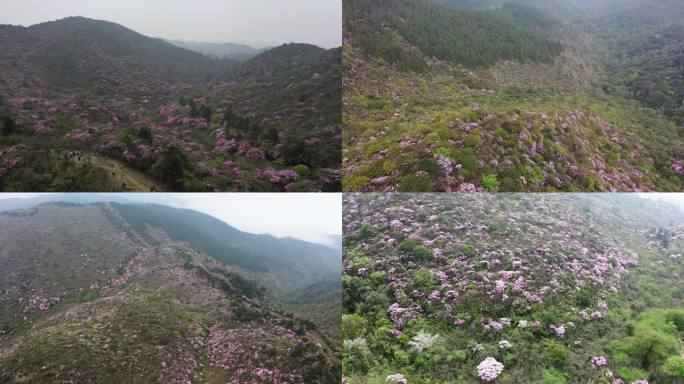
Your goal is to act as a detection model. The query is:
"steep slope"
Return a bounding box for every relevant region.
[0,18,342,192]
[201,44,343,189]
[0,202,339,383]
[342,0,683,192]
[579,0,684,126]
[342,194,684,383]
[112,203,341,299]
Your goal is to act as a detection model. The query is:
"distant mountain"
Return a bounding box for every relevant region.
[0,17,233,95]
[207,43,342,172]
[112,203,341,297]
[0,202,340,383]
[168,39,269,61]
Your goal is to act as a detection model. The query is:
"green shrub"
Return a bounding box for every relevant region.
[543,341,568,368]
[541,368,568,384]
[293,164,311,177]
[342,314,368,340]
[412,245,432,260]
[661,355,684,377]
[616,367,649,382]
[481,174,501,191]
[434,147,454,159]
[398,174,433,192]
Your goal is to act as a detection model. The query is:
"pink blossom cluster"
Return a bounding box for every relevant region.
[476,357,504,382]
[591,356,608,368]
[550,324,566,338]
[388,303,415,328]
[257,168,299,184]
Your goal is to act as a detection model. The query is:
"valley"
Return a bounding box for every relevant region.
[342,0,683,192]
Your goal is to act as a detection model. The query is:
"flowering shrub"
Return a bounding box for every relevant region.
[387,373,408,384]
[477,357,504,382]
[592,356,608,368]
[408,331,439,353]
[342,193,680,383]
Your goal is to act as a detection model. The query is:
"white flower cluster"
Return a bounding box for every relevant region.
[386,373,408,384]
[408,331,440,353]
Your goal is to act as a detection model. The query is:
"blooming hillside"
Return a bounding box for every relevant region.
[342,193,684,383]
[0,17,341,192]
[342,0,683,192]
[0,203,340,383]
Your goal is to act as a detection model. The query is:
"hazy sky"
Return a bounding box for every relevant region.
[0,0,341,48]
[0,193,342,246]
[638,193,684,213]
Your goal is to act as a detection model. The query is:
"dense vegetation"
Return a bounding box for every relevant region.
[342,0,683,192]
[581,0,684,126]
[342,193,684,383]
[0,17,341,192]
[346,0,562,70]
[0,202,341,383]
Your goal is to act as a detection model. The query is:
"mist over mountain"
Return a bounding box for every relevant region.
[0,201,341,383]
[167,39,270,62]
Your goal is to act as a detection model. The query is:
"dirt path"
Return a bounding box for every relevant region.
[77,152,166,192]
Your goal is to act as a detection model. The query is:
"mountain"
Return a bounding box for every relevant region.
[342,0,683,192]
[0,202,340,383]
[168,39,268,62]
[0,17,342,192]
[1,17,232,94]
[342,193,684,383]
[112,203,341,299]
[207,43,342,179]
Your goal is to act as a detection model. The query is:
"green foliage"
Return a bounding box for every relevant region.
[353,27,427,72]
[293,164,311,178]
[481,174,500,191]
[413,268,438,290]
[342,314,368,340]
[412,245,432,260]
[150,145,193,190]
[541,368,569,384]
[346,0,562,69]
[543,341,568,368]
[616,367,649,382]
[661,355,684,377]
[576,284,600,308]
[398,174,433,192]
[434,147,454,159]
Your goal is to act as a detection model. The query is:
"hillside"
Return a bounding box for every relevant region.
[0,17,341,192]
[3,17,230,94]
[342,0,683,192]
[0,202,340,383]
[342,193,684,383]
